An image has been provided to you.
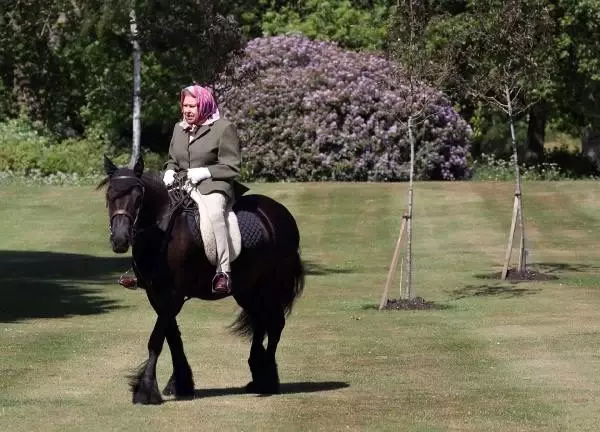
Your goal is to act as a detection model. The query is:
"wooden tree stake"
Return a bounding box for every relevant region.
[379,213,408,310]
[501,192,520,280]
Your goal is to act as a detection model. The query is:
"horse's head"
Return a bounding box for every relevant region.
[102,155,145,253]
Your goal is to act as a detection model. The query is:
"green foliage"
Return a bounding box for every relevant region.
[262,0,390,50]
[472,150,599,181]
[0,0,245,154]
[429,0,556,114]
[552,0,600,131]
[0,119,164,178]
[0,119,49,172]
[469,104,528,158]
[471,154,564,181]
[2,0,599,178]
[0,119,104,175]
[427,0,600,137]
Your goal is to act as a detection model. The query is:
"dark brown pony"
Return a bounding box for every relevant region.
[99,155,304,405]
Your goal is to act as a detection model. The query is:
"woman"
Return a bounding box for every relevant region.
[161,84,243,294]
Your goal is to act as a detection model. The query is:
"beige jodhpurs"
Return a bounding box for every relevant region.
[190,191,232,273]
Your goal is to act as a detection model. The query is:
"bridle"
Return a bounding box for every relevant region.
[108,175,146,240]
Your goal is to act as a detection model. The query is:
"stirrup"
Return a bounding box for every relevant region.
[119,269,138,290]
[212,272,232,295]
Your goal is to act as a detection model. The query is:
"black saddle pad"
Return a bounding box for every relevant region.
[182,196,268,252]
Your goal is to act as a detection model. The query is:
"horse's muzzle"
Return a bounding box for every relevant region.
[111,235,131,253]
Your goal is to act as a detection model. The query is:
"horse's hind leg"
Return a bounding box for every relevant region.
[263,305,284,394]
[245,318,267,394]
[130,316,167,404]
[162,317,195,398]
[245,302,284,395]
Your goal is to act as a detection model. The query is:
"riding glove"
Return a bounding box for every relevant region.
[163,169,175,186]
[188,167,212,184]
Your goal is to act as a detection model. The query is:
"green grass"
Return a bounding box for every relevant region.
[1,181,600,431]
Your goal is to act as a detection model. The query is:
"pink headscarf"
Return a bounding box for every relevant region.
[180,84,220,126]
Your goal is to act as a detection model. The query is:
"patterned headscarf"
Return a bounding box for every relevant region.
[180,84,220,127]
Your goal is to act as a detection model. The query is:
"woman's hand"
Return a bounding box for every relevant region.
[163,169,176,186]
[187,167,212,184]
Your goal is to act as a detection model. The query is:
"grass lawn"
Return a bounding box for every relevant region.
[1,181,599,432]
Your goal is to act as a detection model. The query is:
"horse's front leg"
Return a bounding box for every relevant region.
[130,316,167,405]
[162,317,195,398]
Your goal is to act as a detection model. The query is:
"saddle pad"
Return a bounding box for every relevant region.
[184,192,268,266]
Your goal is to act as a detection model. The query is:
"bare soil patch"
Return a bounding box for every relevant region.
[480,268,559,282]
[381,296,439,311]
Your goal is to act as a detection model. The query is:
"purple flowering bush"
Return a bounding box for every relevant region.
[219,35,472,181]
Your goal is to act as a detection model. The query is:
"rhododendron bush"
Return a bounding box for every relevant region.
[219,35,472,181]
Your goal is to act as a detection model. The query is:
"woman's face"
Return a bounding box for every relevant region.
[182,94,198,124]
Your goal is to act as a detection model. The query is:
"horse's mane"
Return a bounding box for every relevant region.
[140,170,165,195]
[96,169,163,192]
[96,169,169,213]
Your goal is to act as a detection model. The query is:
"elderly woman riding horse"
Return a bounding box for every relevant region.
[100,86,304,405]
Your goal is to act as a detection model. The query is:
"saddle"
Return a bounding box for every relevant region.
[175,193,267,266]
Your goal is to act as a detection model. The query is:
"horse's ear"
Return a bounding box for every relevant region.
[133,155,144,177]
[104,154,118,177]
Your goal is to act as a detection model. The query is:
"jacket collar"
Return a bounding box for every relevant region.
[183,122,213,144]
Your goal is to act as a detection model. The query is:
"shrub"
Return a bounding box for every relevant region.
[219,35,472,181]
[471,153,598,181]
[545,146,599,178]
[0,119,48,172]
[0,119,165,177]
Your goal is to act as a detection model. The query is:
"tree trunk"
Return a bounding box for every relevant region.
[129,6,141,167]
[525,103,546,164]
[402,115,415,300]
[506,87,526,273]
[582,125,600,169]
[12,62,41,119]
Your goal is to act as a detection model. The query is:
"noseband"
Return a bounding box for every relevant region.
[109,175,145,239]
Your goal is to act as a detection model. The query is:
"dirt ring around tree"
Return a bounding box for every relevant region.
[483,268,559,282]
[381,296,438,311]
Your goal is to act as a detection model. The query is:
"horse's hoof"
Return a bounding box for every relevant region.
[132,390,163,405]
[163,377,194,398]
[162,382,175,396]
[245,381,280,395]
[245,381,259,393]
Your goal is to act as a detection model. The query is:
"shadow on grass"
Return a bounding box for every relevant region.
[451,284,542,300]
[303,259,356,276]
[0,250,129,323]
[534,262,600,274]
[475,262,600,282]
[190,381,350,399]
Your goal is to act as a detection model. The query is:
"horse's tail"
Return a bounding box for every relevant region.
[230,249,305,338]
[282,248,305,317]
[230,309,254,338]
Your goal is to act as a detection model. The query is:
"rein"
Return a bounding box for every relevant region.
[108,172,197,293]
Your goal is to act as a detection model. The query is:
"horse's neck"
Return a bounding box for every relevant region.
[139,177,170,227]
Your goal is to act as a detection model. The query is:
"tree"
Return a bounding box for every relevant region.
[552,0,600,161]
[262,0,392,51]
[0,0,245,151]
[379,0,458,308]
[129,4,141,166]
[77,0,245,149]
[0,0,86,129]
[431,0,556,278]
